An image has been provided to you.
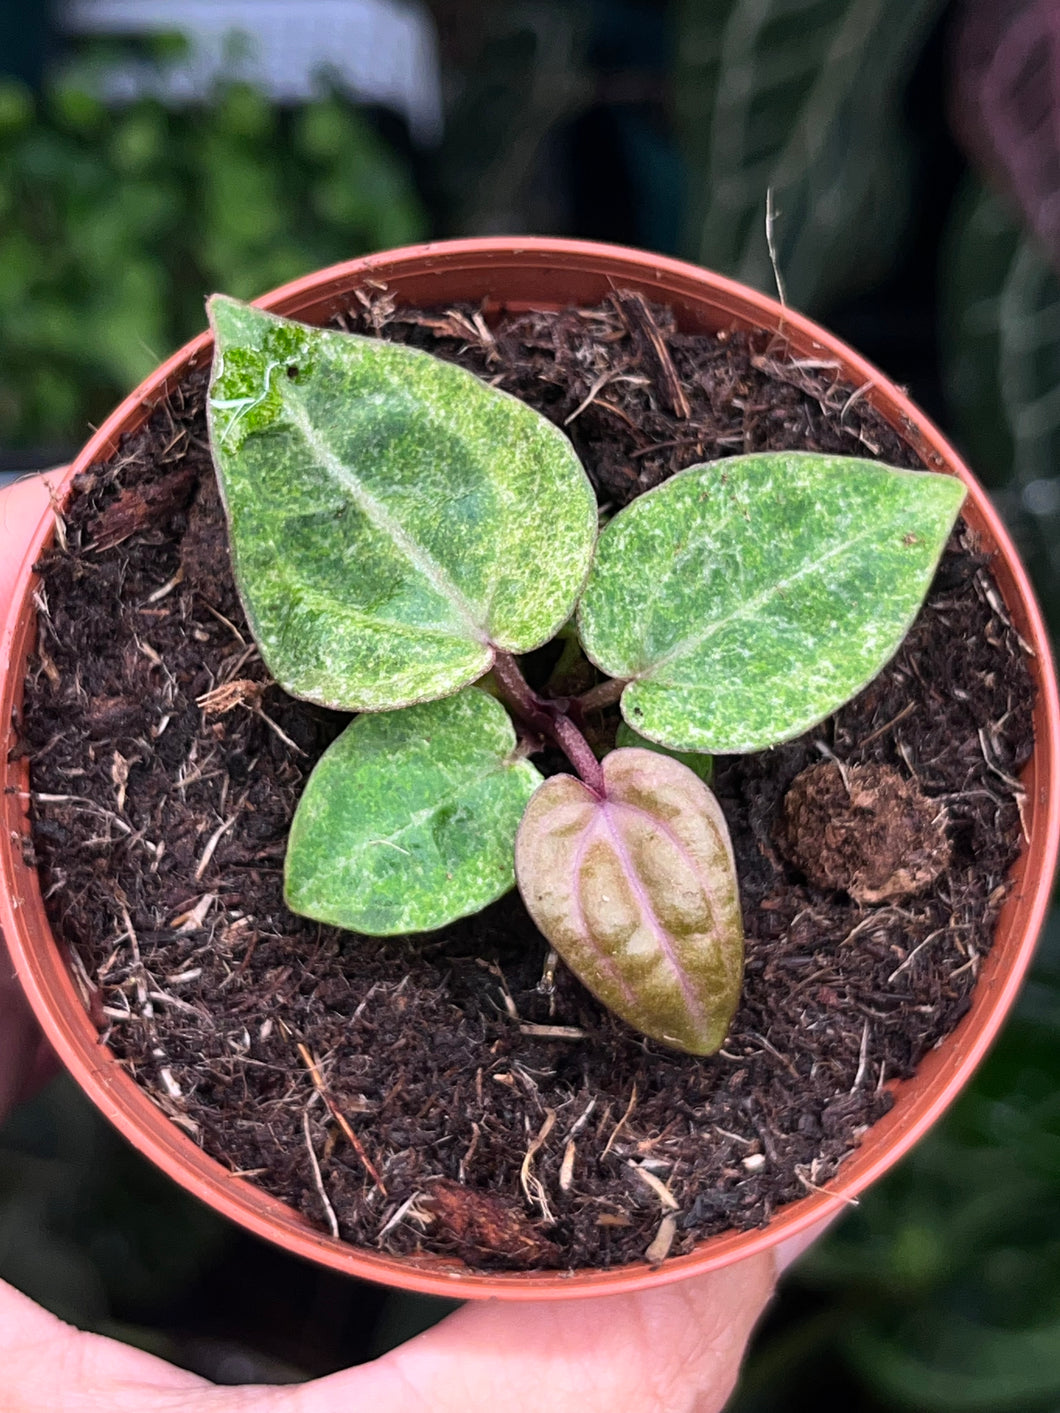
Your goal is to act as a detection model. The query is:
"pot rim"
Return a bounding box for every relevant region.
[2,236,1058,1300]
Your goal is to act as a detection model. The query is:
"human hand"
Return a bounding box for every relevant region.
[0,1230,822,1413]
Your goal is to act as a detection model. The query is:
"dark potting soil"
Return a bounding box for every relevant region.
[18,293,1034,1272]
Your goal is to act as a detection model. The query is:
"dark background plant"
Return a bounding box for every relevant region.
[1,0,1058,1404]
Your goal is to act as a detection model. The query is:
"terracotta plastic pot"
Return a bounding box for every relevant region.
[2,238,1058,1300]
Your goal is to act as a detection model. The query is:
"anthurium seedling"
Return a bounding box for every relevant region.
[206,296,967,1057]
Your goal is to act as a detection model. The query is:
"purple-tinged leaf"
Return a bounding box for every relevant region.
[514,748,743,1056]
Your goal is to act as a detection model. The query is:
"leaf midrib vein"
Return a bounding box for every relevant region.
[642,515,886,678]
[598,801,710,1029]
[357,760,514,854]
[287,394,488,643]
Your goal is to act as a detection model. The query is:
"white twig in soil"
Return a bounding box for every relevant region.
[813,739,851,792]
[376,1194,430,1242]
[157,1063,183,1100]
[458,1122,481,1183]
[858,699,915,749]
[746,1030,800,1081]
[194,815,239,880]
[143,567,184,604]
[564,369,618,426]
[559,1139,576,1192]
[147,989,212,1021]
[852,1019,871,1092]
[170,893,216,932]
[28,793,132,834]
[486,961,519,1019]
[628,1161,679,1211]
[119,902,153,1020]
[765,186,787,309]
[255,705,306,755]
[568,1096,597,1138]
[795,1162,860,1206]
[838,907,915,949]
[303,1106,340,1240]
[950,946,980,981]
[518,1022,587,1040]
[713,1124,753,1147]
[297,1043,388,1196]
[520,1109,557,1222]
[887,928,948,983]
[601,1084,638,1158]
[840,379,874,421]
[644,1213,678,1266]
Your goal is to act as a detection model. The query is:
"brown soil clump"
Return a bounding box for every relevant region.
[781,761,952,904]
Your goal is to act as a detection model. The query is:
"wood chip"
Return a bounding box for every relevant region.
[644,1212,678,1265]
[559,1138,576,1192]
[629,1161,679,1210]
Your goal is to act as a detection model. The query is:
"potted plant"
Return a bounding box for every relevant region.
[1,238,1057,1300]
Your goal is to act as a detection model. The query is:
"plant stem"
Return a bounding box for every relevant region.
[577,676,628,714]
[491,650,545,724]
[492,651,605,796]
[551,713,605,795]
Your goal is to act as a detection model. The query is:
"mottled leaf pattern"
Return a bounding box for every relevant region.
[285,688,542,935]
[615,721,713,784]
[207,296,596,710]
[515,748,743,1056]
[578,452,966,753]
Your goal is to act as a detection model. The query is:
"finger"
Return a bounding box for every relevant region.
[260,1251,776,1413]
[0,1236,806,1413]
[0,1278,212,1413]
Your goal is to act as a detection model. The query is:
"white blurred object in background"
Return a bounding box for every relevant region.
[61,0,443,145]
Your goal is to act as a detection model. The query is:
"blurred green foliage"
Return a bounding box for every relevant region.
[675,0,948,313]
[0,75,425,449]
[942,177,1060,636]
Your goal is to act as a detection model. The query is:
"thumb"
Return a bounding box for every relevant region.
[0,1222,841,1413]
[263,1250,778,1413]
[0,1254,774,1413]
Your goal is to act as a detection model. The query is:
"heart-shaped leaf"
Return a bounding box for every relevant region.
[578,452,966,753]
[207,296,597,711]
[515,747,743,1055]
[285,688,542,935]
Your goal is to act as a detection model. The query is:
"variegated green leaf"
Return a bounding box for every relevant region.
[285,688,542,935]
[515,748,743,1056]
[615,721,713,784]
[578,452,966,754]
[207,296,596,710]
